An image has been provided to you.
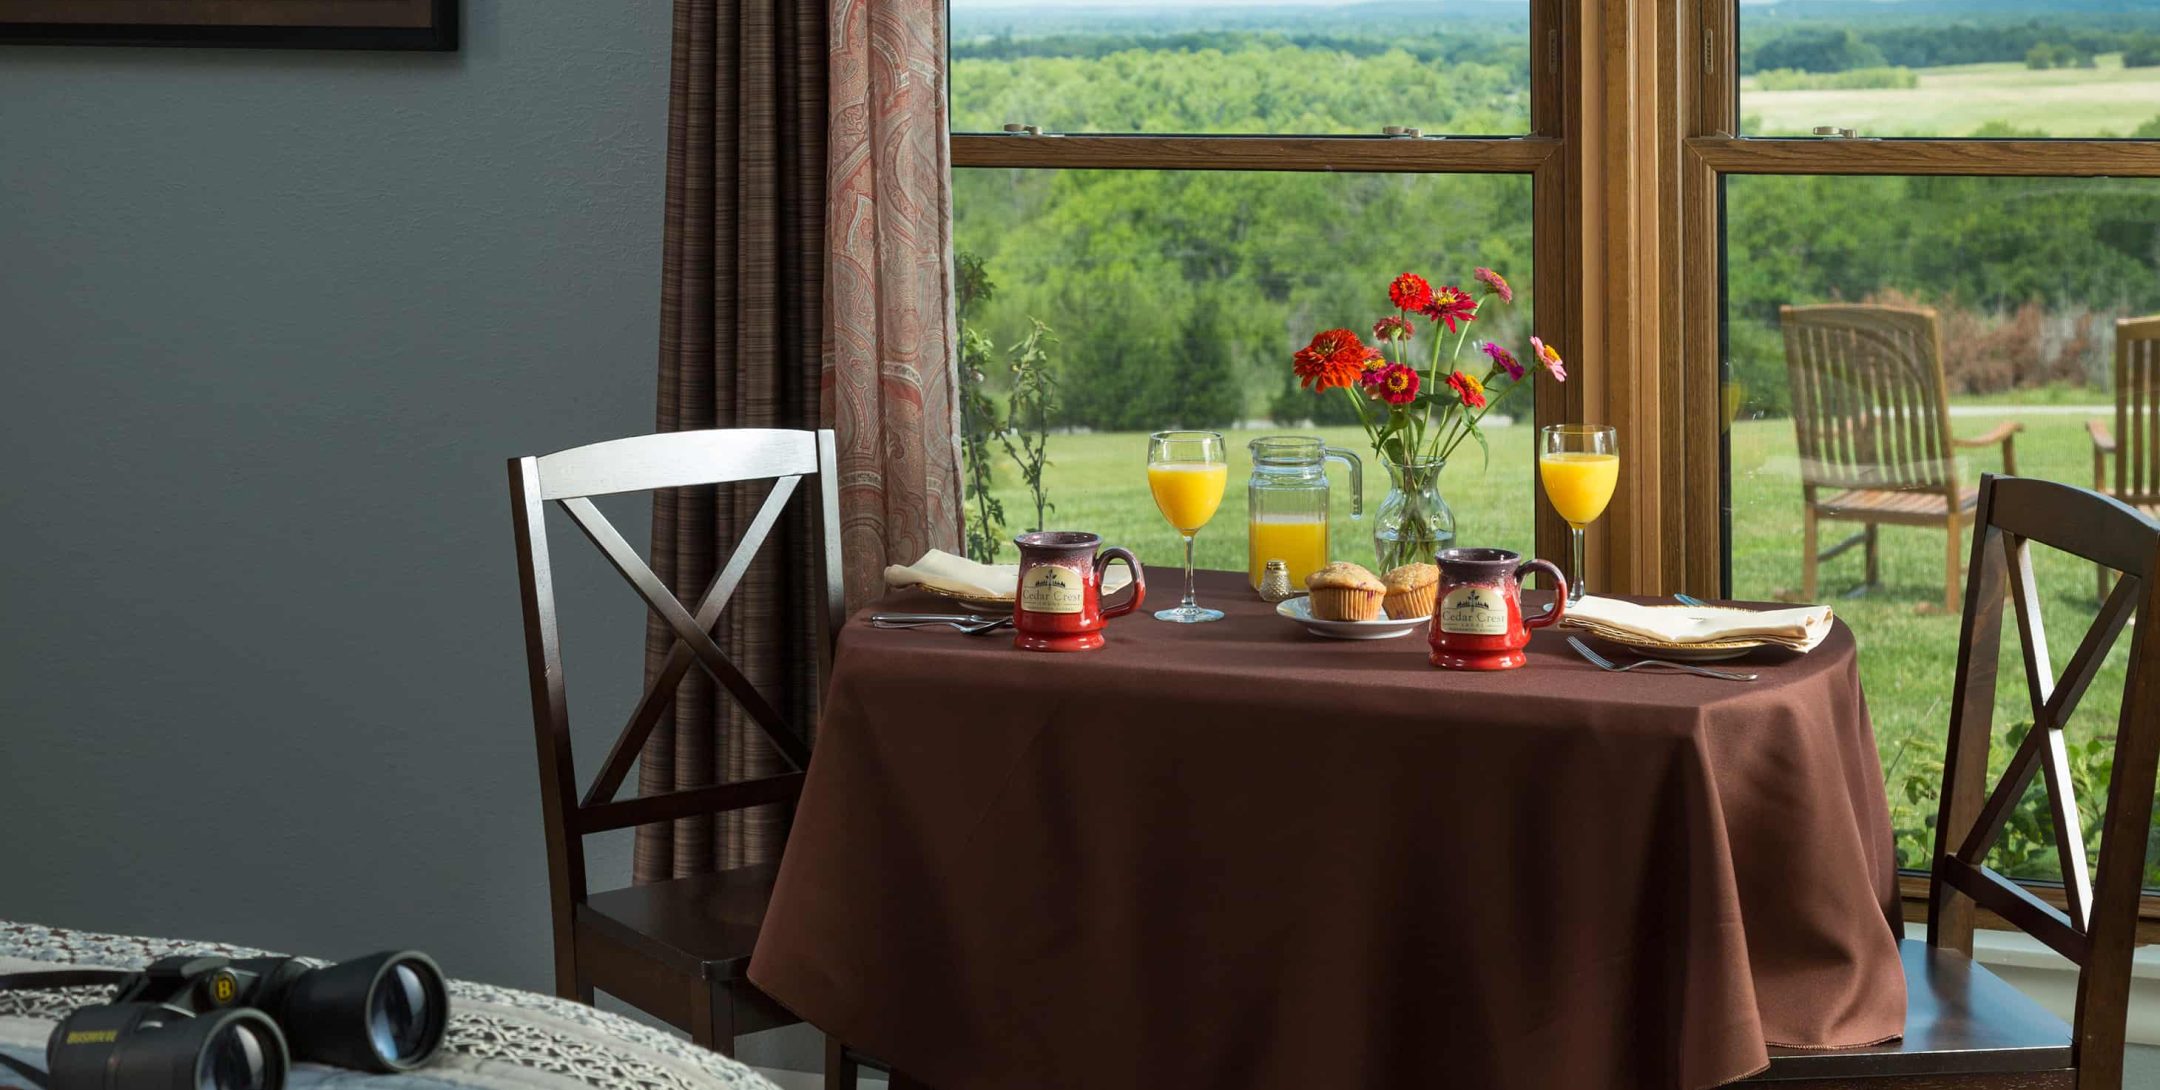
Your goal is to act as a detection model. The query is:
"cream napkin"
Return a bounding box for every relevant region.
[884,548,1132,601]
[1565,596,1834,651]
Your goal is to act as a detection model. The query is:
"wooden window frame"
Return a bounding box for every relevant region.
[1678,0,2160,932]
[947,0,1617,567]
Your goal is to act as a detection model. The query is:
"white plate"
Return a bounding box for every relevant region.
[1276,596,1425,640]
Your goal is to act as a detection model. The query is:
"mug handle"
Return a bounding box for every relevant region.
[1517,558,1568,629]
[1097,547,1147,619]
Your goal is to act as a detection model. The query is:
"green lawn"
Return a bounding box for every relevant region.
[977,402,2148,880]
[1743,55,2160,137]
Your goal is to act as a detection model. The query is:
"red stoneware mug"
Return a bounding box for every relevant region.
[1013,531,1146,652]
[1427,547,1567,671]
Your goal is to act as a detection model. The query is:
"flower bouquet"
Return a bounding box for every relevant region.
[1292,268,1565,570]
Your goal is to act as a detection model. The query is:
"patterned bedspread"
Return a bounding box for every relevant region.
[0,922,777,1090]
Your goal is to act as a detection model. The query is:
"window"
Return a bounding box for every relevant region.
[951,0,1534,136]
[950,0,1565,571]
[1696,1,2160,909]
[1738,6,2160,138]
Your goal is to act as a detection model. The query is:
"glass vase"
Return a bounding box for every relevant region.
[1372,456,1455,572]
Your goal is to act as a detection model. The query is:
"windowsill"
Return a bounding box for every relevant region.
[1928,925,2160,1045]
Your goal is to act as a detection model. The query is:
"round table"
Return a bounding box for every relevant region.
[750,569,1905,1090]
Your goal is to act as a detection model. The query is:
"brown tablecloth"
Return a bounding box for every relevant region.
[750,569,1905,1090]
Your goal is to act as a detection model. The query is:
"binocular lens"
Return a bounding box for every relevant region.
[48,1004,288,1090]
[197,1018,277,1090]
[271,950,446,1073]
[367,962,436,1065]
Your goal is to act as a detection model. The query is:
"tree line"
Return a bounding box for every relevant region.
[1743,20,2160,73]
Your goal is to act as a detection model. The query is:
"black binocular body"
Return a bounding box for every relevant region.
[0,950,447,1090]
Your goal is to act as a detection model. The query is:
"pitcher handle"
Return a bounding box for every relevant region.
[1517,558,1568,629]
[1097,547,1147,619]
[1323,445,1363,521]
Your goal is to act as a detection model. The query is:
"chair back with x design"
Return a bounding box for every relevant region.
[507,428,843,1002]
[1932,473,2160,1088]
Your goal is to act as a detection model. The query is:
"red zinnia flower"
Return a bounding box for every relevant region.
[1446,370,1487,409]
[1293,329,1373,392]
[1421,285,1479,333]
[1388,272,1434,313]
[1530,336,1567,381]
[1360,363,1420,406]
[1373,315,1414,343]
[1481,340,1523,381]
[1474,267,1514,304]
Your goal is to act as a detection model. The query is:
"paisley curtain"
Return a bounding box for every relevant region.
[822,0,964,602]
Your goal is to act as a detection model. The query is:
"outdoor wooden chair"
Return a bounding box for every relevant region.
[1781,304,2024,611]
[508,429,852,1077]
[2087,315,2160,600]
[1736,474,2160,1090]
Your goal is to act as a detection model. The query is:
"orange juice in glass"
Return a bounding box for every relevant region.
[1539,452,1619,527]
[1247,515,1328,587]
[1147,462,1228,535]
[1538,425,1619,604]
[1147,431,1228,623]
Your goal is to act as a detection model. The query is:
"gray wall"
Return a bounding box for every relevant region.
[0,1,673,999]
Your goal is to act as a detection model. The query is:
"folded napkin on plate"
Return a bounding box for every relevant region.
[884,549,1132,600]
[1566,595,1834,651]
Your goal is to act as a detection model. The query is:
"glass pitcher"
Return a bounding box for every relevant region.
[1246,436,1362,589]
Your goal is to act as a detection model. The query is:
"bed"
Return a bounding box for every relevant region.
[0,921,778,1090]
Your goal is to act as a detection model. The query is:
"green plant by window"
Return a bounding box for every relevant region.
[1000,319,1060,534]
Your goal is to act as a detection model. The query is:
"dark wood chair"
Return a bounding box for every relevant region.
[2087,315,2160,600]
[1736,474,2160,1090]
[1781,304,2023,611]
[508,429,846,1068]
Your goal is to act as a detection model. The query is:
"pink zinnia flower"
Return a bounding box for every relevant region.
[1373,315,1414,343]
[1481,341,1523,381]
[1420,285,1479,333]
[1362,363,1421,406]
[1474,267,1514,304]
[1530,336,1567,381]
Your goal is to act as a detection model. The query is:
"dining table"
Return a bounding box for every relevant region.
[748,567,1907,1090]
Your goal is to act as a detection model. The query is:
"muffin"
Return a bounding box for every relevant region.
[1381,563,1440,620]
[1306,562,1385,621]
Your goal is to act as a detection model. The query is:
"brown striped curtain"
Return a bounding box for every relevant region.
[637,0,829,880]
[638,0,962,878]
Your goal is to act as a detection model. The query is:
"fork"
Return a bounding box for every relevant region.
[870,613,1011,635]
[1566,636,1758,682]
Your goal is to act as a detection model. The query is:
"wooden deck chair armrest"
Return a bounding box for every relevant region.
[2088,418,2117,454]
[1953,420,2023,476]
[2089,419,2115,492]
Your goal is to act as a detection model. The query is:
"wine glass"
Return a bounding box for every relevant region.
[1538,424,1619,605]
[1146,431,1229,623]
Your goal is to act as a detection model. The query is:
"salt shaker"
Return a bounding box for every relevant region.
[1257,559,1298,603]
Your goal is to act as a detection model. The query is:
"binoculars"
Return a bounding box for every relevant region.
[0,950,447,1090]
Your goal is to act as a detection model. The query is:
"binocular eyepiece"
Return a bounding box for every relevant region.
[34,951,447,1090]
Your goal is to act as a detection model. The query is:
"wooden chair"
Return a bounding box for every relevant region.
[1781,304,2023,611]
[508,429,844,1066]
[1737,474,2160,1089]
[2087,315,2160,600]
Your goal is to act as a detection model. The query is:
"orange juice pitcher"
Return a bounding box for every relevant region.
[1246,436,1361,590]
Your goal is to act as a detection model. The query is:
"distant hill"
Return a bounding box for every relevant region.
[951,1,1530,40]
[1743,0,2157,15]
[952,0,2157,41]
